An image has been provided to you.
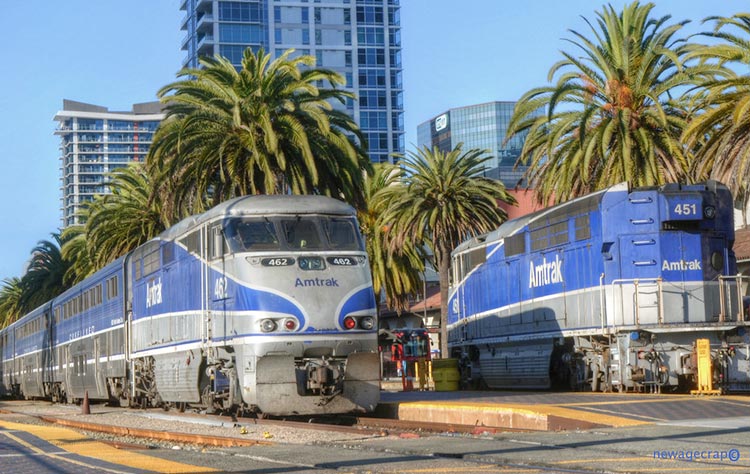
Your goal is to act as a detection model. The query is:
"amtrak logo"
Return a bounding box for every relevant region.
[146,278,163,308]
[662,259,702,271]
[529,255,564,288]
[295,277,339,287]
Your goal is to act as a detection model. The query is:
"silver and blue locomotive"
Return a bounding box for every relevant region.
[0,195,380,415]
[449,181,750,393]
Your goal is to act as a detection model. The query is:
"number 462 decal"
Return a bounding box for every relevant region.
[214,276,228,300]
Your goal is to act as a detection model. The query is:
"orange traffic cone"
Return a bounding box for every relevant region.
[82,390,90,415]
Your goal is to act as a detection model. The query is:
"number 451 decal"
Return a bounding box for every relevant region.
[673,203,698,216]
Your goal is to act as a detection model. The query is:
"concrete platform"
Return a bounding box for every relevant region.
[376,387,750,431]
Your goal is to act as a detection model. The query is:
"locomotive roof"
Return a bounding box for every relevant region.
[453,183,624,254]
[160,194,356,241]
[453,180,730,256]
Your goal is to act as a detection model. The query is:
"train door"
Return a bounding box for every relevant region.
[62,345,72,402]
[93,336,105,397]
[20,358,28,397]
[22,354,42,398]
[196,224,211,350]
[11,332,18,396]
[208,223,230,345]
[42,308,55,397]
[68,344,86,399]
[616,233,662,326]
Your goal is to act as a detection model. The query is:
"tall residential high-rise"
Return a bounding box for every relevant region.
[417,101,537,189]
[53,100,165,228]
[180,0,404,164]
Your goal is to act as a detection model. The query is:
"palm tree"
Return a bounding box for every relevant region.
[360,164,424,313]
[20,234,71,311]
[506,1,724,204]
[683,14,750,221]
[148,47,372,215]
[60,225,95,286]
[0,277,25,328]
[83,165,167,271]
[378,145,516,357]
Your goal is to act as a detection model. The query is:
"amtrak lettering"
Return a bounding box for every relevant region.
[662,259,702,271]
[529,255,564,288]
[146,277,163,308]
[295,277,340,287]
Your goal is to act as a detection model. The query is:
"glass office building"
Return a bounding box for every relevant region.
[417,101,536,188]
[180,0,404,164]
[53,100,164,228]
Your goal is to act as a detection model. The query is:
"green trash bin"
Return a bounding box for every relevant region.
[431,358,460,391]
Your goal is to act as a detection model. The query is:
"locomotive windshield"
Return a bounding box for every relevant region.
[225,216,363,252]
[225,219,280,252]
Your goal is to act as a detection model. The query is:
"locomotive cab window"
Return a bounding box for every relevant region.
[225,219,280,252]
[323,217,363,250]
[282,218,323,250]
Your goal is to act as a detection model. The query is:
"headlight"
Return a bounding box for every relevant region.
[299,256,325,270]
[260,319,277,333]
[711,252,723,271]
[343,316,357,330]
[283,318,297,331]
[359,316,375,330]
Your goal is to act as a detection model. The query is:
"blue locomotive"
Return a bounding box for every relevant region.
[0,195,380,415]
[449,181,750,392]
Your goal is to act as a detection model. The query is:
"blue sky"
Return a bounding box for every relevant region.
[0,0,747,280]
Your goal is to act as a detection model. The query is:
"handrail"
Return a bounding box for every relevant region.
[607,278,663,328]
[718,274,749,322]
[605,275,747,328]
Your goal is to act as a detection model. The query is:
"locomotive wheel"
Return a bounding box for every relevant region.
[590,363,601,392]
[568,371,577,391]
[201,386,216,414]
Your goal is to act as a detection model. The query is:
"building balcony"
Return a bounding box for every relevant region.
[196,13,214,33]
[196,0,212,11]
[107,147,136,153]
[197,34,215,56]
[77,146,103,153]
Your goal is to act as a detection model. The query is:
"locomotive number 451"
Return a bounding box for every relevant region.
[673,203,698,216]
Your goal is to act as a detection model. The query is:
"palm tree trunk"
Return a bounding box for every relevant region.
[438,247,451,359]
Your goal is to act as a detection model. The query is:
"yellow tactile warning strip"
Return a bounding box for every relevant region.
[388,391,750,430]
[0,418,214,473]
[393,400,650,429]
